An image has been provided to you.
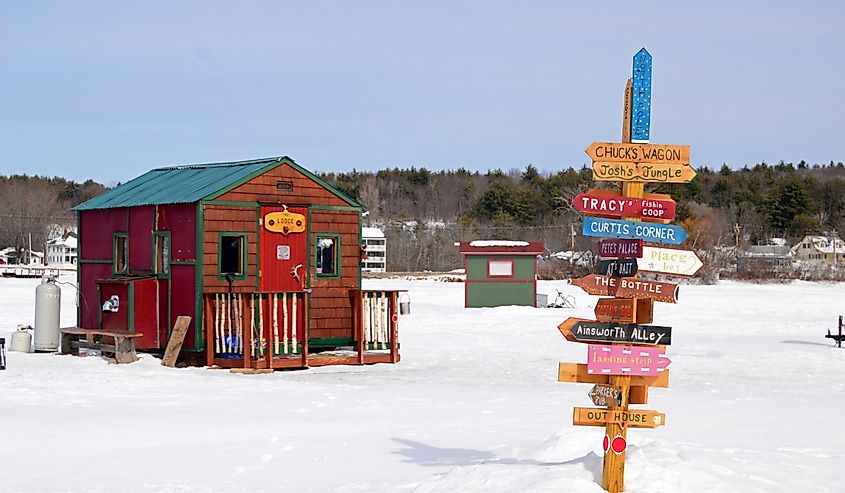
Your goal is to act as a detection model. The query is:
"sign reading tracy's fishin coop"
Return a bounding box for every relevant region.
[555,47,702,493]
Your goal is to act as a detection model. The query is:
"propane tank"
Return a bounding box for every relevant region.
[10,325,32,353]
[34,276,61,352]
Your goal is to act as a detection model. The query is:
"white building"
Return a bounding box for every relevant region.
[46,234,78,266]
[361,227,387,272]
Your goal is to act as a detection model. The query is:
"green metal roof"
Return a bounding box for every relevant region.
[73,156,362,211]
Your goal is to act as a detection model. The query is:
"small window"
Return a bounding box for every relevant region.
[154,232,170,275]
[488,259,514,277]
[114,234,128,275]
[218,233,247,279]
[316,234,340,277]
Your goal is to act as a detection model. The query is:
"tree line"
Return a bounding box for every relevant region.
[321,160,845,272]
[3,160,845,273]
[0,175,106,260]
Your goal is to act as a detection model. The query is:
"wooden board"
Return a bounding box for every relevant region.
[597,258,638,277]
[557,362,669,388]
[572,407,665,428]
[587,344,670,376]
[594,298,653,324]
[638,245,704,278]
[600,239,643,258]
[558,317,672,345]
[569,275,678,303]
[614,278,678,304]
[161,316,192,368]
[583,216,687,245]
[589,384,621,407]
[573,190,675,222]
[593,161,696,183]
[585,142,689,165]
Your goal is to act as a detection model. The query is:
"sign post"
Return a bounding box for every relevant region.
[555,48,702,493]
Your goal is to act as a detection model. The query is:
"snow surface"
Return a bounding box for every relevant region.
[1,274,843,492]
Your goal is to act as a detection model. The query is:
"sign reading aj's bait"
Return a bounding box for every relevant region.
[597,258,638,277]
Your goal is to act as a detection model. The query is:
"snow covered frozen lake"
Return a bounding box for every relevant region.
[1,274,842,492]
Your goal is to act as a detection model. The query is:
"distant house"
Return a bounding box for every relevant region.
[361,227,386,272]
[737,244,792,273]
[46,232,78,266]
[459,240,543,308]
[0,247,43,265]
[791,235,845,264]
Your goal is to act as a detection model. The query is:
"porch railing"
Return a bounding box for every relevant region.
[350,290,402,364]
[205,292,307,365]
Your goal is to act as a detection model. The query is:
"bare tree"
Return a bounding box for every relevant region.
[0,179,68,262]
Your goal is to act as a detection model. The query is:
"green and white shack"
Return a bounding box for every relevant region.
[459,240,543,308]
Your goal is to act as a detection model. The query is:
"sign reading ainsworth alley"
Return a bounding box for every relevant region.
[558,317,672,345]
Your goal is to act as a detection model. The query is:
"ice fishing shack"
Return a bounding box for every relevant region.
[458,240,543,308]
[72,156,401,369]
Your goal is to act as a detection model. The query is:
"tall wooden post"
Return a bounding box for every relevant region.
[601,78,639,493]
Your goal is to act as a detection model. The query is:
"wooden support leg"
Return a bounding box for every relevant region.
[113,336,138,364]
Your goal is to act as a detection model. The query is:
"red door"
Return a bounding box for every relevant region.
[259,206,308,292]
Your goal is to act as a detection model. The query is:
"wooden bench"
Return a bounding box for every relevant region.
[60,328,143,364]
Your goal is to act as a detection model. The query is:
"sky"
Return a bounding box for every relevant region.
[2,1,844,184]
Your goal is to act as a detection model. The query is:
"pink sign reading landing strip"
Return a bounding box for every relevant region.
[587,344,671,376]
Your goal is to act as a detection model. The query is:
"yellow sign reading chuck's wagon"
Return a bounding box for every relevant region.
[264,207,306,235]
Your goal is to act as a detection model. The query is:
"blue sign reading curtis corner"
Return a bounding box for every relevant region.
[582,216,687,245]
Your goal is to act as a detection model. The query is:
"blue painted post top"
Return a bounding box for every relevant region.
[631,48,652,142]
[582,216,687,245]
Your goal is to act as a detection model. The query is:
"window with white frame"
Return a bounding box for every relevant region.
[488,259,514,277]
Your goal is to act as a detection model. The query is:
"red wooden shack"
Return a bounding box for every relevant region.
[72,156,400,369]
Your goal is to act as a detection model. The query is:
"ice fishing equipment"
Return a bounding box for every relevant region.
[34,276,61,352]
[399,293,411,315]
[0,337,6,370]
[10,325,33,353]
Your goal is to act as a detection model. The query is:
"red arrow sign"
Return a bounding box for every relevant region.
[573,189,676,221]
[587,344,670,376]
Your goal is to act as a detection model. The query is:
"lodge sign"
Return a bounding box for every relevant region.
[264,206,306,235]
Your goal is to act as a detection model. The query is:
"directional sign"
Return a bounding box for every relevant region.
[600,239,643,258]
[583,216,687,245]
[573,407,665,429]
[573,189,676,221]
[587,344,671,376]
[592,161,697,184]
[615,278,679,304]
[637,245,704,278]
[558,362,670,388]
[597,258,638,277]
[594,298,653,324]
[589,384,621,407]
[631,47,652,142]
[558,317,672,345]
[569,274,619,297]
[585,142,690,165]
